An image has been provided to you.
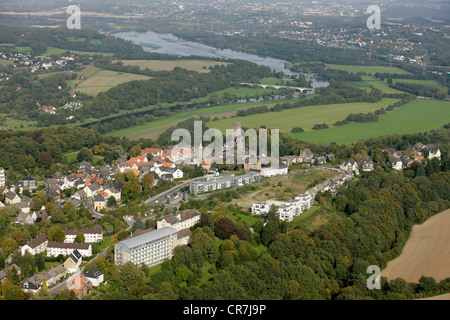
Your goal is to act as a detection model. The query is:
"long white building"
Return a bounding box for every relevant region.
[0,168,5,187]
[114,227,178,267]
[252,192,315,222]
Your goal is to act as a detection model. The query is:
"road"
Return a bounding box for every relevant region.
[144,175,205,206]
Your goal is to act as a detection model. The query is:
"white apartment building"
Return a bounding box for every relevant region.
[251,192,314,222]
[47,242,92,257]
[0,168,5,187]
[114,227,178,267]
[63,225,103,243]
[156,209,201,232]
[259,165,288,177]
[21,234,48,256]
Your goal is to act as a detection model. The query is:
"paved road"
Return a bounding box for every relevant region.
[144,176,205,206]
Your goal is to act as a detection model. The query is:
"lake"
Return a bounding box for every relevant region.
[114,30,329,88]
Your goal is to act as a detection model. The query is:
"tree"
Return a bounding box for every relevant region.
[1,238,18,257]
[34,254,46,272]
[40,151,53,169]
[118,261,145,291]
[261,220,280,246]
[436,87,448,100]
[107,196,117,207]
[122,172,141,203]
[418,276,438,295]
[48,226,65,242]
[77,147,94,163]
[74,232,85,243]
[130,217,145,234]
[141,173,155,193]
[214,217,236,240]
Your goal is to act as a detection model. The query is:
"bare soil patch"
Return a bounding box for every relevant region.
[382,209,450,284]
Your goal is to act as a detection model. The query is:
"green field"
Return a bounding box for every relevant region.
[290,99,450,145]
[107,97,300,140]
[73,68,151,96]
[206,98,400,135]
[390,78,445,88]
[44,46,114,57]
[15,46,32,54]
[347,76,407,94]
[119,59,231,73]
[326,64,411,75]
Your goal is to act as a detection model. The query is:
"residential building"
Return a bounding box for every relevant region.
[157,209,200,231]
[84,267,104,287]
[21,265,67,293]
[0,168,5,187]
[64,250,82,274]
[63,225,103,243]
[4,191,21,205]
[298,148,315,163]
[67,275,93,299]
[47,242,92,257]
[93,193,106,211]
[21,176,36,188]
[21,234,48,256]
[340,160,359,173]
[357,157,375,172]
[0,264,21,284]
[260,164,288,177]
[114,227,178,267]
[251,192,315,222]
[190,171,260,195]
[390,156,403,171]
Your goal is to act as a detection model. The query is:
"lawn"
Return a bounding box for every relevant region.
[230,212,260,226]
[326,64,411,75]
[207,98,400,134]
[291,99,450,145]
[119,59,231,73]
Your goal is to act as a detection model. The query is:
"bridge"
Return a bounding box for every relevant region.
[238,82,315,92]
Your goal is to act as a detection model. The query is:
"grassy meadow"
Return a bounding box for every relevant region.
[326,64,411,75]
[119,59,231,73]
[290,99,450,145]
[207,98,400,134]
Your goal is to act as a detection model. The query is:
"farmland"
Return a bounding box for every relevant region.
[119,59,231,73]
[70,66,151,96]
[381,209,450,284]
[207,98,400,135]
[291,99,450,145]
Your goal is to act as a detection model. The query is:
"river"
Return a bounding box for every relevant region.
[113,30,329,88]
